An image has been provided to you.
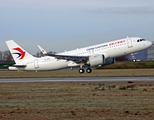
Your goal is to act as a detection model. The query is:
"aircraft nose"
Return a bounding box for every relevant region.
[147,41,152,47]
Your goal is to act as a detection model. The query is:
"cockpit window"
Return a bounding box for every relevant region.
[137,39,146,42]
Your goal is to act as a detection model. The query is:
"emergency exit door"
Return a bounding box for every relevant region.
[127,37,133,48]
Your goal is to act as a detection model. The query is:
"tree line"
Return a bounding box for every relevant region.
[0,50,13,63]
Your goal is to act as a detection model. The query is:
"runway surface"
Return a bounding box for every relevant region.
[0,77,154,83]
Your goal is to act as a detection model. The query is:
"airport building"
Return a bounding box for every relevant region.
[147,41,154,60]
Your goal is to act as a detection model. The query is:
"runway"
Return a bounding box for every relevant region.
[0,77,154,83]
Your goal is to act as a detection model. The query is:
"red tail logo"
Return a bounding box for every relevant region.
[12,48,26,60]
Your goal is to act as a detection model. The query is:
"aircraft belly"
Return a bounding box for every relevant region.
[105,48,122,58]
[39,60,68,70]
[107,47,137,58]
[24,63,35,71]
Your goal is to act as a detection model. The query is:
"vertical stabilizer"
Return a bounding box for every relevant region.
[6,40,35,64]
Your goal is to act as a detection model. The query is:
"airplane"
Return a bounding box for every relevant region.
[5,37,152,73]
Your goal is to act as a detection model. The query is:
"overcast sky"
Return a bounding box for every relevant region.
[0,0,154,54]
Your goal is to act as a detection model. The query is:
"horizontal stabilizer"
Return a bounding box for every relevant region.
[3,64,26,68]
[12,64,27,67]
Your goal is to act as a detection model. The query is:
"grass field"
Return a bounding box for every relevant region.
[0,81,154,120]
[0,69,154,119]
[96,62,154,69]
[0,69,154,78]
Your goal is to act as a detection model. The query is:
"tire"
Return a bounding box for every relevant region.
[133,59,136,62]
[86,68,92,73]
[79,68,85,74]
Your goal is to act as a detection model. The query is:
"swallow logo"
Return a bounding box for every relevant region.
[12,47,26,60]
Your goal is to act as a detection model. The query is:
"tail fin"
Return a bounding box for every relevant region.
[6,40,35,64]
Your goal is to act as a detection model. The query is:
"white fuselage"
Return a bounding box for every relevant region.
[9,37,152,71]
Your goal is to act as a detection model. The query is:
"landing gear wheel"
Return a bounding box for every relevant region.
[133,59,136,62]
[86,68,92,73]
[79,69,85,74]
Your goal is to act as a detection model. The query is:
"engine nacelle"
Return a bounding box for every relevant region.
[89,54,104,67]
[102,58,115,66]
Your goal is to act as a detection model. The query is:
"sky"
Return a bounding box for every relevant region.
[0,0,154,54]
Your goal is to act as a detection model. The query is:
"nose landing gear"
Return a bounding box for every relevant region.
[131,53,136,62]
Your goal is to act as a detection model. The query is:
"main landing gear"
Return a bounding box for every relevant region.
[79,68,92,74]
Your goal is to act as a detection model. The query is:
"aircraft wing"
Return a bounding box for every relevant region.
[47,54,89,64]
[38,45,89,64]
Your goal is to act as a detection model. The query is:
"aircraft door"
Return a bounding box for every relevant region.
[127,37,133,48]
[34,59,39,69]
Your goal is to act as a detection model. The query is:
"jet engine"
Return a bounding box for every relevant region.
[89,54,105,67]
[102,58,115,66]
